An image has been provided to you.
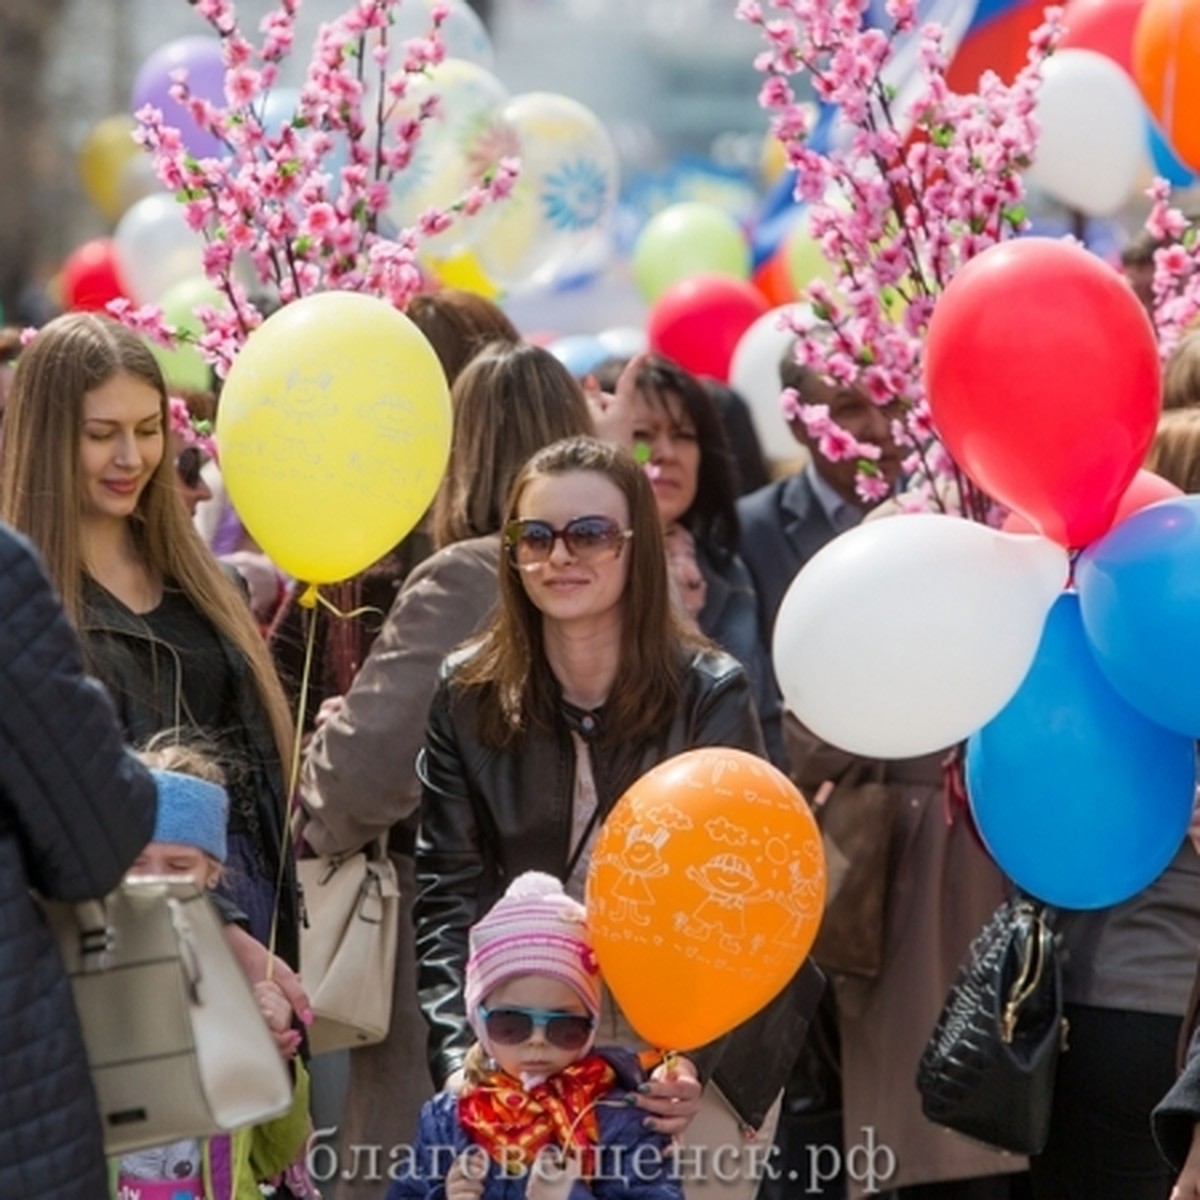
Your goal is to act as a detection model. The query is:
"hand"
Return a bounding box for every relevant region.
[584,351,647,449]
[446,1148,488,1200]
[225,924,313,1031]
[1173,1124,1200,1199]
[442,1066,467,1095]
[527,1148,585,1200]
[254,980,303,1059]
[635,1054,702,1136]
[664,523,707,621]
[314,695,347,730]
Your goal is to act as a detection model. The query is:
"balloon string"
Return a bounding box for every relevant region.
[298,580,383,624]
[267,584,323,984]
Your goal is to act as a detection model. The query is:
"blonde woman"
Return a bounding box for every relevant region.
[1,312,301,975]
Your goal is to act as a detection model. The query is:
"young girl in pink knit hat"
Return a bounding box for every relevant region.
[388,871,682,1200]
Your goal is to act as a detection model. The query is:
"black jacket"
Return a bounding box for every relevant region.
[79,579,299,967]
[0,524,157,1199]
[414,645,824,1129]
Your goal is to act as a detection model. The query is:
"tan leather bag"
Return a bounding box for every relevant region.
[297,841,399,1055]
[809,762,894,978]
[45,877,292,1155]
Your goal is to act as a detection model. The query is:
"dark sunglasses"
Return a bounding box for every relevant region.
[175,446,206,489]
[477,1004,595,1050]
[504,515,633,568]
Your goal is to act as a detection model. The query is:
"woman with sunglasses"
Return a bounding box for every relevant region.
[298,340,596,1200]
[416,435,821,1200]
[0,313,304,990]
[390,871,681,1200]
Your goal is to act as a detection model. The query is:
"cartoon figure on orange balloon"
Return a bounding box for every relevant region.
[593,824,670,927]
[683,853,770,952]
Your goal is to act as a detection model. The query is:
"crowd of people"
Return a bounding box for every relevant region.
[2,273,1200,1200]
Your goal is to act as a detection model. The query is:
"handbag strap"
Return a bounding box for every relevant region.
[73,899,115,971]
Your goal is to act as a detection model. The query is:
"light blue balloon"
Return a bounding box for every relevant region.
[1077,496,1200,736]
[546,334,612,379]
[967,593,1195,910]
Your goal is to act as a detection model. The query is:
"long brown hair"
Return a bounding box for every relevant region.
[431,341,594,548]
[1147,407,1200,494]
[457,436,708,747]
[1,312,294,769]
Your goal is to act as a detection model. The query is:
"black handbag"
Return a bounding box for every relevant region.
[915,893,1068,1155]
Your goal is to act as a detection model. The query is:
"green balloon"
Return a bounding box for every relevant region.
[151,276,225,392]
[633,202,751,303]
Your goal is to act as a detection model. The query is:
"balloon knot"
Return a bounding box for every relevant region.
[297,583,319,609]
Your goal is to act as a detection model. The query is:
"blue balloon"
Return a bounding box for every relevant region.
[1077,496,1200,736]
[1148,117,1197,188]
[546,334,612,379]
[967,593,1195,909]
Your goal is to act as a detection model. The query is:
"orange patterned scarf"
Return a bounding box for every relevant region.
[457,1055,619,1176]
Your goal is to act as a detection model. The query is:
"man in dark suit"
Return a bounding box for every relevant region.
[738,345,903,1200]
[736,344,905,651]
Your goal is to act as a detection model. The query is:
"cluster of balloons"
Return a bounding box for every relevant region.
[1023,0,1200,214]
[586,748,825,1050]
[628,198,839,395]
[773,237,1195,911]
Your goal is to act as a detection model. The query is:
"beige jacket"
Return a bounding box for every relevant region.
[300,534,501,856]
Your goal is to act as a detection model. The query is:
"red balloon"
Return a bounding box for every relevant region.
[61,238,128,312]
[1002,468,1182,533]
[647,274,770,382]
[925,238,1161,549]
[1060,0,1143,75]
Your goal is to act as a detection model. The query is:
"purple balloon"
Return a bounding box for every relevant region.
[132,37,227,159]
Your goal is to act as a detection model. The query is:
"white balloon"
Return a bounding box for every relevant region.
[729,304,807,464]
[474,93,620,295]
[113,193,206,305]
[772,515,1068,758]
[390,0,495,68]
[1026,49,1146,218]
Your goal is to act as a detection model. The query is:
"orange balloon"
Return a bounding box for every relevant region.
[585,748,825,1050]
[1133,0,1200,172]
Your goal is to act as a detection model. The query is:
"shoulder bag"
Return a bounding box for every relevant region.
[44,876,293,1155]
[915,892,1067,1155]
[297,838,400,1055]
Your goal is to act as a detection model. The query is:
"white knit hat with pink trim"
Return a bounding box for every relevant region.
[465,871,602,1039]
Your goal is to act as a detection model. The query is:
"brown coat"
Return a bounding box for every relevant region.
[299,534,501,1200]
[786,720,1023,1196]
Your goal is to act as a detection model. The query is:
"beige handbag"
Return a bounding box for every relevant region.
[45,876,293,1155]
[297,840,399,1055]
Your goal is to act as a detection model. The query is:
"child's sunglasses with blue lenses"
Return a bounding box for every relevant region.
[477,1004,596,1050]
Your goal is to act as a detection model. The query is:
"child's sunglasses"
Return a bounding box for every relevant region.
[175,445,206,489]
[477,1004,595,1050]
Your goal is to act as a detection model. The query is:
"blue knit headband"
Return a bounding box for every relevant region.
[149,768,229,864]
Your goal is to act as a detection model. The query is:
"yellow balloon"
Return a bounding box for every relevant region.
[426,249,501,299]
[216,293,452,583]
[79,116,142,223]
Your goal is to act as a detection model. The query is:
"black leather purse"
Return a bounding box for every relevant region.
[915,893,1068,1155]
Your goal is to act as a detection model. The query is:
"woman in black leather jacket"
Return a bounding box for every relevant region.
[0,313,299,968]
[415,435,823,1200]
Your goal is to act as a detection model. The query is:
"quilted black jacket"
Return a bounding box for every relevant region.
[0,524,156,1199]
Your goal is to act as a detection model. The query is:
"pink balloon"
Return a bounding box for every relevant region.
[1002,468,1182,533]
